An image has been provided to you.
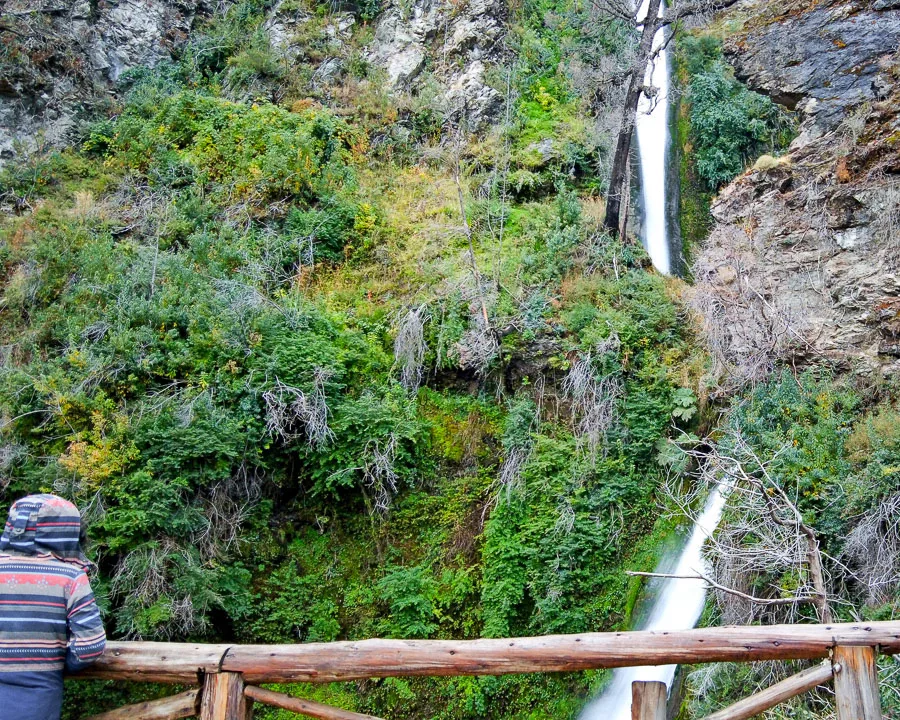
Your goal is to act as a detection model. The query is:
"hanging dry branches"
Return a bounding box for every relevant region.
[262,369,334,447]
[841,492,900,605]
[664,429,833,625]
[394,306,429,393]
[362,433,400,516]
[196,462,264,559]
[563,333,624,462]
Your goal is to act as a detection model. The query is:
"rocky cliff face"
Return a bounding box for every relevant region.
[1,0,508,161]
[365,0,506,127]
[725,0,900,136]
[257,0,507,126]
[0,0,208,159]
[694,0,900,385]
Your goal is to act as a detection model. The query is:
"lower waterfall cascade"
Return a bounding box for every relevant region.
[580,486,728,719]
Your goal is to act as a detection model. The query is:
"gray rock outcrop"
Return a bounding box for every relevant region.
[724,0,900,138]
[365,0,506,127]
[694,13,900,385]
[0,0,206,160]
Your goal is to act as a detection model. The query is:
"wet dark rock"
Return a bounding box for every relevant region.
[725,0,900,134]
[694,22,900,382]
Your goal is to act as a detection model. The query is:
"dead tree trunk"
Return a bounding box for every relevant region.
[802,524,833,624]
[603,0,663,236]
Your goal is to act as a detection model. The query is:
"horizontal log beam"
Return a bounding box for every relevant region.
[702,661,837,720]
[72,621,900,685]
[223,622,900,684]
[83,689,199,720]
[244,685,385,720]
[76,643,230,683]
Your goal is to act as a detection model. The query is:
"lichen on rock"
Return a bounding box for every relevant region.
[364,0,506,127]
[0,0,207,160]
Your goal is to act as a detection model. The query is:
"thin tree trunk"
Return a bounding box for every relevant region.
[604,0,663,235]
[454,134,492,332]
[803,526,833,623]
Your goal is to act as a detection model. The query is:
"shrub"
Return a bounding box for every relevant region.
[104,90,361,206]
[679,35,795,189]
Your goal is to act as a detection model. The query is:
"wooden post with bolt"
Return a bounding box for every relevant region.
[833,645,882,720]
[632,680,667,720]
[201,671,253,720]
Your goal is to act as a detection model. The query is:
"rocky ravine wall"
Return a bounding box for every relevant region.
[0,0,210,160]
[694,0,900,386]
[1,0,507,163]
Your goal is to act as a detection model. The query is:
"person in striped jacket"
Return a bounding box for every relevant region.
[0,494,106,720]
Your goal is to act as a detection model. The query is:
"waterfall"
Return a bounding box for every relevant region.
[578,7,711,717]
[580,486,728,720]
[635,0,671,274]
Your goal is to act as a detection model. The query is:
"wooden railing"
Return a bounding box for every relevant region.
[75,620,900,720]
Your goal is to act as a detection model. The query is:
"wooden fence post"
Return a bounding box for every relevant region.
[833,646,882,720]
[201,671,254,720]
[632,681,667,720]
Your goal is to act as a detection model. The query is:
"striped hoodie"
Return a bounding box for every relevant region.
[0,494,106,720]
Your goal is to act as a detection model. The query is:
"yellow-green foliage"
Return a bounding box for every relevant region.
[91,91,365,205]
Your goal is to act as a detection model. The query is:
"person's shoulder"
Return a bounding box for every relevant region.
[0,553,84,578]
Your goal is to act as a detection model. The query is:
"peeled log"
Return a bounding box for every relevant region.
[76,642,230,683]
[72,622,900,685]
[834,646,882,720]
[83,689,199,720]
[201,672,252,720]
[632,681,666,720]
[223,622,900,684]
[244,686,385,720]
[702,661,835,720]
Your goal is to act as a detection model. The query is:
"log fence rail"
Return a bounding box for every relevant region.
[76,620,898,720]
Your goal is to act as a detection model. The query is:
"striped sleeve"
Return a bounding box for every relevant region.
[64,572,106,672]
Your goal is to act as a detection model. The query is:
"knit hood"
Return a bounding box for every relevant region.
[0,494,89,569]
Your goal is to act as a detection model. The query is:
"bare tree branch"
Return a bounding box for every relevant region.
[625,571,822,607]
[663,426,834,625]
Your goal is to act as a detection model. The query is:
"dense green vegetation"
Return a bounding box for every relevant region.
[682,372,900,717]
[676,34,795,191]
[673,32,795,267]
[3,0,897,717]
[0,1,713,717]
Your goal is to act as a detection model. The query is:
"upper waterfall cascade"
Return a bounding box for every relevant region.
[635,0,671,274]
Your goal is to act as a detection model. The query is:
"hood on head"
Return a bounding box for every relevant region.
[0,494,89,569]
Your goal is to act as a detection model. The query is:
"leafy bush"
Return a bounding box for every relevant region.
[679,35,795,189]
[100,90,361,206]
[377,564,439,638]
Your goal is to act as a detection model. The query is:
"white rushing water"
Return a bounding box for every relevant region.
[635,0,671,274]
[580,486,728,720]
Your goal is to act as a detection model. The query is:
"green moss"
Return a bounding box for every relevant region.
[673,77,713,271]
